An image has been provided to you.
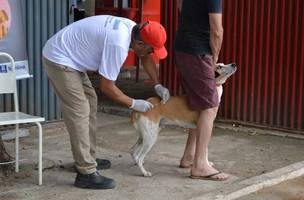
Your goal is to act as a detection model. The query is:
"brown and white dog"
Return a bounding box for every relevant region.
[131,63,237,177]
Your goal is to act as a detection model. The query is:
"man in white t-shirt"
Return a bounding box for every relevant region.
[42,15,170,189]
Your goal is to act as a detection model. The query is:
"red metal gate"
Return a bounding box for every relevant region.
[160,0,304,133]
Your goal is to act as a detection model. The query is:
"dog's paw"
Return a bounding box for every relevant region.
[143,171,152,177]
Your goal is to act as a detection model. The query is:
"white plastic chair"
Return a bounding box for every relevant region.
[0,52,45,185]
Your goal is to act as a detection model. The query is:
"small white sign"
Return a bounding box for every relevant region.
[0,60,32,79]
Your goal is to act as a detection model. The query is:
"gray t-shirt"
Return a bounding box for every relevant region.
[174,0,222,55]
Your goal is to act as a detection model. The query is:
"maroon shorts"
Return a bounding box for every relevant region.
[174,51,219,110]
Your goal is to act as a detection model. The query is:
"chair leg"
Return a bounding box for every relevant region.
[35,122,43,185]
[15,124,19,173]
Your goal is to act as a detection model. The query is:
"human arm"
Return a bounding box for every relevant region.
[209,13,223,65]
[100,76,133,107]
[98,45,152,111]
[99,76,153,112]
[140,55,159,85]
[140,55,170,102]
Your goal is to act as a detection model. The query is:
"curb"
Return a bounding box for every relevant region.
[190,160,304,200]
[215,123,304,140]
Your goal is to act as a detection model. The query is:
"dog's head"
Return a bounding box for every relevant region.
[215,63,237,85]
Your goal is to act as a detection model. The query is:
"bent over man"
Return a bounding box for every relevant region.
[43,15,170,189]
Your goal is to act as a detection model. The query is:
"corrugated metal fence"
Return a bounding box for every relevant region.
[219,0,304,133]
[1,0,302,132]
[0,0,70,120]
[161,0,304,133]
[159,1,180,95]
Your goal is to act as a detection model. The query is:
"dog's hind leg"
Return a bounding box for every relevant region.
[134,116,159,177]
[131,136,142,164]
[131,115,144,164]
[131,115,160,176]
[137,130,158,177]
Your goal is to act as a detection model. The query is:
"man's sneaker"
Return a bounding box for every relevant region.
[74,171,116,189]
[96,158,111,170]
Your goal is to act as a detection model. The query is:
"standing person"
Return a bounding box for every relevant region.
[42,15,170,189]
[174,0,228,181]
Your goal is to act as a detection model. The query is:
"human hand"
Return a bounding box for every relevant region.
[154,84,170,103]
[130,99,154,112]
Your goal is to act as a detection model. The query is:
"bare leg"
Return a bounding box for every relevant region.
[180,129,196,168]
[180,129,214,168]
[180,86,223,168]
[191,106,228,180]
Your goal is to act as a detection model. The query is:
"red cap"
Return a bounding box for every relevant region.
[139,21,168,60]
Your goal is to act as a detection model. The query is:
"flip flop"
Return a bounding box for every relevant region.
[189,171,228,181]
[179,164,191,169]
[179,162,214,168]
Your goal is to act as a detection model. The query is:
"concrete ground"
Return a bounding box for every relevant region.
[1,111,304,200]
[1,69,304,199]
[237,176,304,200]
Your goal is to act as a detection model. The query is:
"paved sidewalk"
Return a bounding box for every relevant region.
[1,71,304,199]
[237,176,304,200]
[1,112,304,200]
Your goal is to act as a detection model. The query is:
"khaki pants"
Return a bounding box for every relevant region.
[43,57,97,174]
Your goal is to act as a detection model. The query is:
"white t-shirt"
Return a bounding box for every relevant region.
[43,15,136,81]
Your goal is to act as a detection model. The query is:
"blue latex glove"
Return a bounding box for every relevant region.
[154,84,170,103]
[130,99,154,112]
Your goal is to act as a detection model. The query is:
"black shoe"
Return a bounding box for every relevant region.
[74,171,116,189]
[96,158,111,170]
